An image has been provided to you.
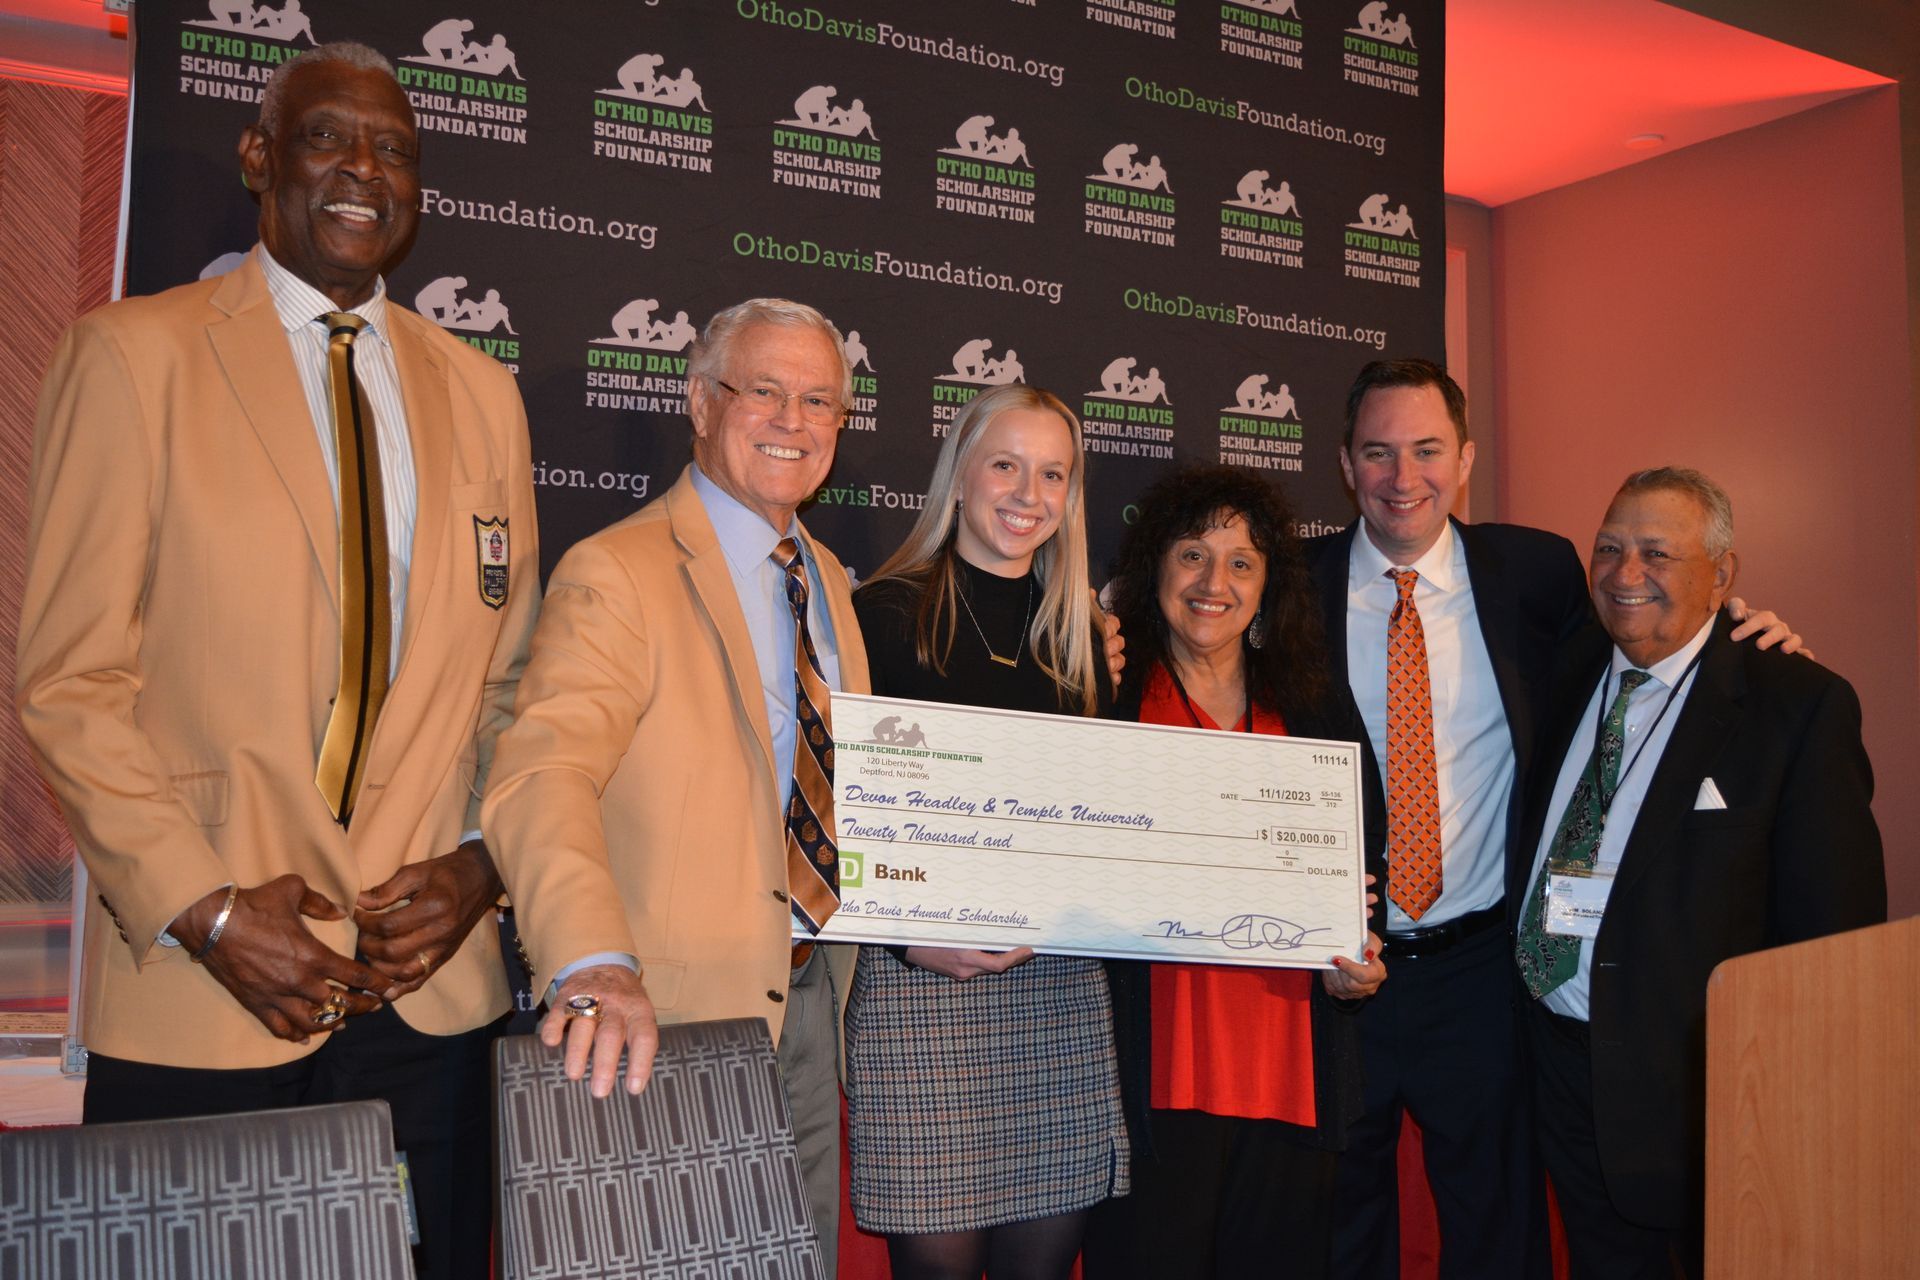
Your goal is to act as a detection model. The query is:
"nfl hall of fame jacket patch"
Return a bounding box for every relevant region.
[474,515,510,609]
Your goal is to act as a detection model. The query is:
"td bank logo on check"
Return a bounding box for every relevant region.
[838,852,929,889]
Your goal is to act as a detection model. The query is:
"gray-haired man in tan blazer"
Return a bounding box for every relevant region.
[484,297,869,1269]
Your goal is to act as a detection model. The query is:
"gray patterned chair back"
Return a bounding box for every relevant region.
[494,1017,823,1279]
[0,1099,414,1279]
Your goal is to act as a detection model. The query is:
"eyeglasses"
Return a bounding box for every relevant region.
[713,379,846,426]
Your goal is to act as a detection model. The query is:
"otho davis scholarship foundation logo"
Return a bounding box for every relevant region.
[591,51,714,173]
[1081,358,1175,459]
[1344,194,1420,288]
[773,84,883,200]
[583,295,695,414]
[1218,374,1305,473]
[1221,168,1304,269]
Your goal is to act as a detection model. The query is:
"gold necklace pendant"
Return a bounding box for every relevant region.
[956,572,1034,670]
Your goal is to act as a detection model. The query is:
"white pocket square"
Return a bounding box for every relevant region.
[1694,777,1728,810]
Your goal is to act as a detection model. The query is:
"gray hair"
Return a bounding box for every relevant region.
[259,42,399,137]
[1617,466,1734,557]
[687,298,854,407]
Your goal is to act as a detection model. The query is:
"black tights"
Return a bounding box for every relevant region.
[884,1209,1089,1280]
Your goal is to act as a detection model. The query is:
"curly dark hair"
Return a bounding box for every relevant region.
[1109,464,1330,716]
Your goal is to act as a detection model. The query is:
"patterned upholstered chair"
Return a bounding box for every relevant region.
[0,1099,414,1279]
[494,1017,822,1279]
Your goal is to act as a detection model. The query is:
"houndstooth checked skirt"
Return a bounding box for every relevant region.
[844,946,1131,1234]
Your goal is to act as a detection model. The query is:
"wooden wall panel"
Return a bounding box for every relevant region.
[0,77,127,918]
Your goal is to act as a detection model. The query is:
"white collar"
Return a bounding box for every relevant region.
[1611,614,1716,689]
[1349,517,1464,593]
[254,243,389,340]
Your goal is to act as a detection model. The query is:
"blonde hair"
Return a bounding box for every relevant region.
[866,383,1098,715]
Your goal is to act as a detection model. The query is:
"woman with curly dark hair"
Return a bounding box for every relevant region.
[1083,463,1388,1279]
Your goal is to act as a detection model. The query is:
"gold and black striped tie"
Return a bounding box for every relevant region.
[314,312,391,826]
[773,537,839,933]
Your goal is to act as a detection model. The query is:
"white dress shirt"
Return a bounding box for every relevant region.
[1526,616,1713,1019]
[1348,519,1512,930]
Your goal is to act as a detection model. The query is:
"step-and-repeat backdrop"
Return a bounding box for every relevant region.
[131,0,1442,579]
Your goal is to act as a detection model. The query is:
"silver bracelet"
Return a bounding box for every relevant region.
[190,885,239,963]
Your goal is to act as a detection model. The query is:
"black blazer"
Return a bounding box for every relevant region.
[1105,676,1389,1156]
[1303,518,1593,904]
[1514,614,1886,1227]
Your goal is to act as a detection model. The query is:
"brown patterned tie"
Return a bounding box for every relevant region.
[773,537,839,933]
[313,313,391,826]
[1385,568,1443,919]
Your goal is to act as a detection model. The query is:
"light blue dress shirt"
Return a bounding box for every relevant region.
[689,464,843,815]
[551,466,843,992]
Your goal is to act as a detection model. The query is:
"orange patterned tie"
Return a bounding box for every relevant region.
[1385,568,1443,919]
[774,537,839,933]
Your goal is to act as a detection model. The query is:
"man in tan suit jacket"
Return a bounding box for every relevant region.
[15,44,536,1280]
[484,298,868,1269]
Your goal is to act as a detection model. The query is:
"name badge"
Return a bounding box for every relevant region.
[1544,864,1615,939]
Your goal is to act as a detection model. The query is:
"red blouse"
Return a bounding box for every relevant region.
[1142,664,1317,1125]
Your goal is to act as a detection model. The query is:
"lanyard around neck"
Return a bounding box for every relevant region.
[1593,648,1704,814]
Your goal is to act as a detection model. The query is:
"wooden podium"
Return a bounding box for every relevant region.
[1704,915,1918,1277]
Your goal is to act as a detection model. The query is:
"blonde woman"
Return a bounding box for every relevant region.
[844,383,1127,1279]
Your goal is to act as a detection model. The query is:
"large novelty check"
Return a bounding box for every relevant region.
[809,693,1369,969]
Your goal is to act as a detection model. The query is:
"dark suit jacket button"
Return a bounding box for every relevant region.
[767,990,785,1003]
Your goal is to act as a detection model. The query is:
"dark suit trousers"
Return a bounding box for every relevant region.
[1526,1003,1702,1280]
[85,1002,506,1280]
[1331,925,1547,1280]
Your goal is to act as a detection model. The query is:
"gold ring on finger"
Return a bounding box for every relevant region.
[562,994,602,1020]
[416,951,434,979]
[312,994,347,1027]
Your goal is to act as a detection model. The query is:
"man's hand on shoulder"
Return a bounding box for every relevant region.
[353,838,503,1002]
[1096,590,1126,689]
[169,876,389,1043]
[541,964,659,1099]
[1725,597,1812,659]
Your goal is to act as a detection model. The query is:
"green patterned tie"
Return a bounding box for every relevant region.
[1516,669,1652,999]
